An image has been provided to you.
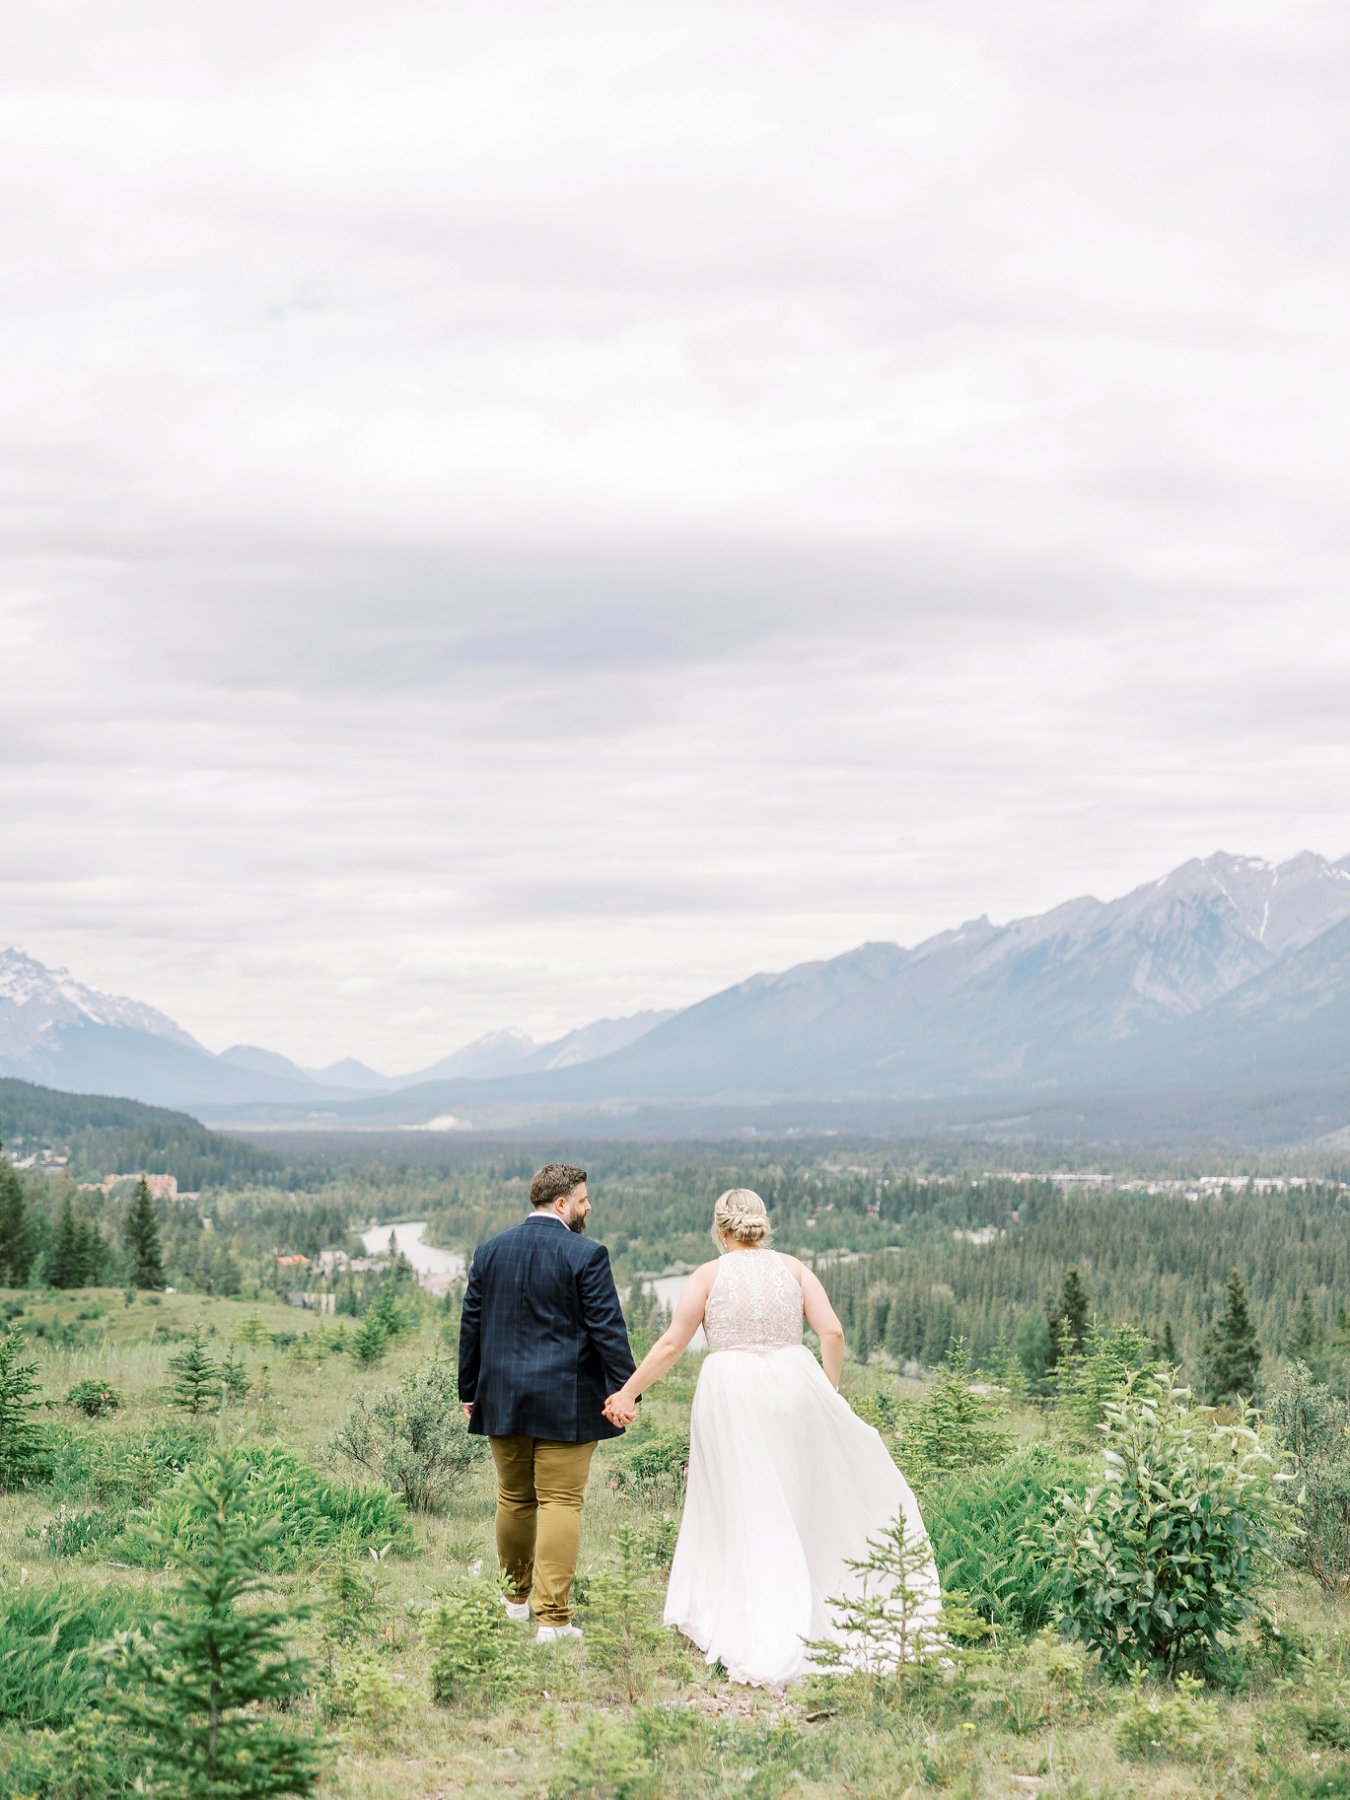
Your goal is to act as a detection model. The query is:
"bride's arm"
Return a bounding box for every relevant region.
[604,1264,714,1423]
[792,1261,846,1389]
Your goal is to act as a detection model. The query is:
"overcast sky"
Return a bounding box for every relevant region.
[3,1,1349,1071]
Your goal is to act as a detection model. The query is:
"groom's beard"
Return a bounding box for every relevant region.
[566,1214,588,1234]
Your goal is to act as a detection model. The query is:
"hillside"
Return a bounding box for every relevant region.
[0,1075,283,1188]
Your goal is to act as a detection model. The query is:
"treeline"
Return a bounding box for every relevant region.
[816,1180,1350,1393]
[0,1077,284,1189]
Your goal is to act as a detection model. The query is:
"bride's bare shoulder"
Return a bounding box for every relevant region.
[775,1251,810,1280]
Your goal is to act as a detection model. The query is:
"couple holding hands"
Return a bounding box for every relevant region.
[457,1161,939,1688]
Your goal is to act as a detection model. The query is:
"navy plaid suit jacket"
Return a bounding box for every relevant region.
[458,1214,637,1443]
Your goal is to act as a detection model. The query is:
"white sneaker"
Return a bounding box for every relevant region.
[501,1598,531,1622]
[535,1624,583,1644]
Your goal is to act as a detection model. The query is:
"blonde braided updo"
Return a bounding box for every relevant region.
[711,1187,772,1249]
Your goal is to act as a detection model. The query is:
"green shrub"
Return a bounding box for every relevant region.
[0,1581,150,1728]
[896,1341,1012,1489]
[119,1444,411,1568]
[1266,1362,1350,1598]
[922,1443,1092,1634]
[322,1651,414,1739]
[805,1512,972,1707]
[0,1710,145,1800]
[64,1380,121,1419]
[1113,1668,1224,1761]
[49,1422,214,1508]
[30,1501,129,1559]
[330,1353,484,1512]
[549,1713,650,1800]
[427,1580,528,1706]
[1054,1370,1299,1676]
[607,1421,689,1502]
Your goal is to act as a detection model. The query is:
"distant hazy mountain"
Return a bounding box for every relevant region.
[0,946,675,1109]
[396,1028,539,1085]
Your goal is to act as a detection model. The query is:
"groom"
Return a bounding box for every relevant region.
[457,1162,637,1642]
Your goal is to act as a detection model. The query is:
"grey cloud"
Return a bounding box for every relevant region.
[3,2,1350,1065]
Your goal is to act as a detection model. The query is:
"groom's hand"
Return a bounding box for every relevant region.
[604,1392,636,1428]
[462,1402,474,1421]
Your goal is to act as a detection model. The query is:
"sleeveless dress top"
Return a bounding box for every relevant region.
[663,1248,941,1688]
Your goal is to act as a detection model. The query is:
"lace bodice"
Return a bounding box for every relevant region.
[703,1249,804,1353]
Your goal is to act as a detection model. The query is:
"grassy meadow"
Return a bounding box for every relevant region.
[3,1281,1350,1800]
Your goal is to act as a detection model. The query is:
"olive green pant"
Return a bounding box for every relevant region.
[489,1435,597,1626]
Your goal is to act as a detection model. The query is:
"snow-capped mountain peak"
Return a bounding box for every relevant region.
[0,947,200,1049]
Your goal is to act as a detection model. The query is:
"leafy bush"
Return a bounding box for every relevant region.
[1113,1668,1224,1761]
[49,1422,213,1509]
[64,1380,121,1419]
[119,1444,411,1568]
[922,1443,1092,1634]
[30,1501,129,1560]
[427,1580,528,1706]
[0,1581,150,1728]
[1266,1362,1350,1597]
[1053,1370,1299,1676]
[607,1421,689,1502]
[330,1353,484,1512]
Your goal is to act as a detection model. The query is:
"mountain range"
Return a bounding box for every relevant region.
[0,946,673,1110]
[4,850,1350,1143]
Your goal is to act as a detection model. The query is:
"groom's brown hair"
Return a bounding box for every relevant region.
[530,1162,587,1208]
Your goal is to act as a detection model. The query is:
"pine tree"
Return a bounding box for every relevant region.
[1289,1291,1324,1365]
[351,1311,389,1368]
[1202,1269,1262,1404]
[1160,1319,1179,1366]
[50,1193,83,1289]
[168,1327,223,1415]
[0,1326,48,1489]
[100,1452,322,1799]
[0,1161,33,1286]
[124,1178,166,1290]
[1046,1268,1090,1366]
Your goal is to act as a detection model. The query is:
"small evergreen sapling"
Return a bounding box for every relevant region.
[167,1326,223,1415]
[427,1580,527,1706]
[805,1512,966,1707]
[350,1311,389,1368]
[896,1339,1012,1488]
[583,1525,666,1702]
[0,1325,47,1489]
[98,1452,321,1799]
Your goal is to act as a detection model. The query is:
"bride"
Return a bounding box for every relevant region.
[602,1189,941,1689]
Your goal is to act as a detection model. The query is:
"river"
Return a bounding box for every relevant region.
[361,1220,465,1296]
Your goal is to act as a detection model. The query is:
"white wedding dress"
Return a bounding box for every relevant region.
[663,1247,941,1689]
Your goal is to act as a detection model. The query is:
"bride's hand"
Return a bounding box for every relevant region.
[604,1390,637,1427]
